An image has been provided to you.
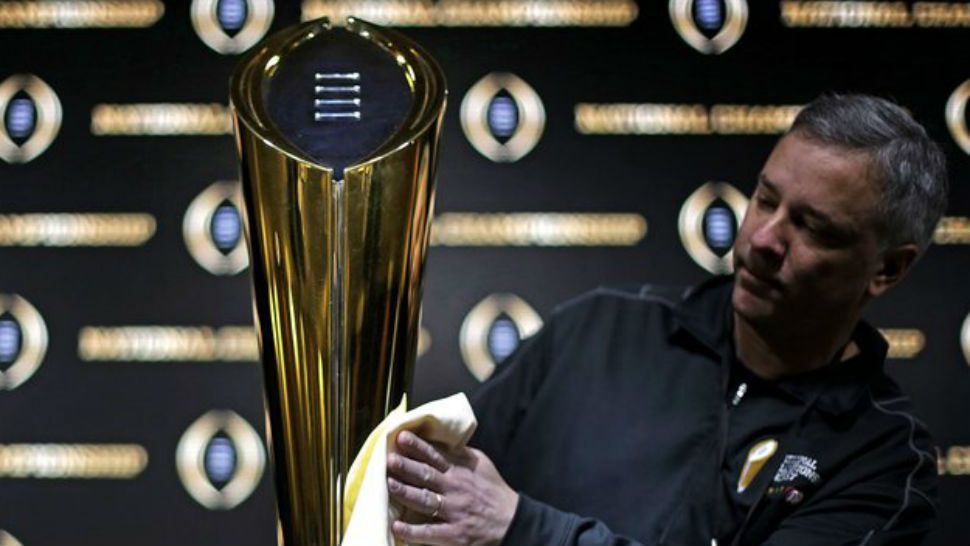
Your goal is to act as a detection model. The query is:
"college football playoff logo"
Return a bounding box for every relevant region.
[0,75,61,164]
[961,312,969,366]
[678,182,748,274]
[0,294,48,391]
[946,80,970,156]
[183,181,249,275]
[0,531,23,546]
[669,0,748,54]
[176,410,266,510]
[191,0,274,55]
[460,73,545,162]
[460,294,542,381]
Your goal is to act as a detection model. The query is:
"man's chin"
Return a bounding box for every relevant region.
[732,279,776,322]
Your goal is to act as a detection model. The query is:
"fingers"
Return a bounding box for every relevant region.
[387,451,442,491]
[396,430,451,473]
[387,476,445,518]
[391,520,452,546]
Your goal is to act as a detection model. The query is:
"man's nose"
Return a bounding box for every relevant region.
[749,215,787,261]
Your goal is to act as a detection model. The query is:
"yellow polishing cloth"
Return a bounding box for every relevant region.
[340,393,478,546]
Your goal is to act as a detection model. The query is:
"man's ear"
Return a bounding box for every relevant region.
[868,243,920,298]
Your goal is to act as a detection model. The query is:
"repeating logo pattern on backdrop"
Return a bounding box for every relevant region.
[0,295,48,392]
[961,312,969,366]
[191,0,274,54]
[678,182,748,274]
[460,294,543,381]
[0,531,23,546]
[183,181,249,275]
[176,410,266,510]
[460,73,545,162]
[946,80,970,156]
[0,75,61,164]
[0,4,968,545]
[669,0,748,54]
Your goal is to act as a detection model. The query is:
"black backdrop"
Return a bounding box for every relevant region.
[0,1,967,545]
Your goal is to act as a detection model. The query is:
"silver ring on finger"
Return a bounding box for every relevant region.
[430,491,443,518]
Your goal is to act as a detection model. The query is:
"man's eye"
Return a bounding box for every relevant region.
[756,195,776,209]
[793,216,826,239]
[798,218,821,235]
[806,224,844,245]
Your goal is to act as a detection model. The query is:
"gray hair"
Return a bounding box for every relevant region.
[788,94,948,251]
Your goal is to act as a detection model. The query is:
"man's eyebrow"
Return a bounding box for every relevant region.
[802,206,836,226]
[756,174,777,192]
[798,199,852,234]
[756,174,845,230]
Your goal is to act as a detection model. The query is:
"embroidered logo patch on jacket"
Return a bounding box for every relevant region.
[772,454,821,485]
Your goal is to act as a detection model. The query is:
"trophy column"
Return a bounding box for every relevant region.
[230,17,446,546]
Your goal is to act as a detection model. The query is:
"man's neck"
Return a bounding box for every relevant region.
[733,311,860,381]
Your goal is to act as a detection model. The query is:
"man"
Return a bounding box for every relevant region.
[385,94,948,545]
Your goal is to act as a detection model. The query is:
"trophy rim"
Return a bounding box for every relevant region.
[229,16,448,175]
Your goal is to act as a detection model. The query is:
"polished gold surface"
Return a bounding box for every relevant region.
[231,16,446,546]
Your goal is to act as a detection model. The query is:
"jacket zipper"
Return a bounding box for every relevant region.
[713,352,733,543]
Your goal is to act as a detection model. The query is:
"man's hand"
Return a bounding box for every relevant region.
[386,429,519,546]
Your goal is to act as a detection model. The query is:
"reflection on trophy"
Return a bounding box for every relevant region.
[230,17,446,546]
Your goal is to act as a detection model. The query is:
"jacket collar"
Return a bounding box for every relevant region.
[667,275,888,416]
[668,275,735,356]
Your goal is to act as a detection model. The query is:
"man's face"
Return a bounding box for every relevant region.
[732,132,886,328]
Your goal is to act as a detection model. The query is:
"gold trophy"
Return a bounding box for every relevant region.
[230,17,446,546]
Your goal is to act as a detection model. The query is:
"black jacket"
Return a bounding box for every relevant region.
[470,276,938,546]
